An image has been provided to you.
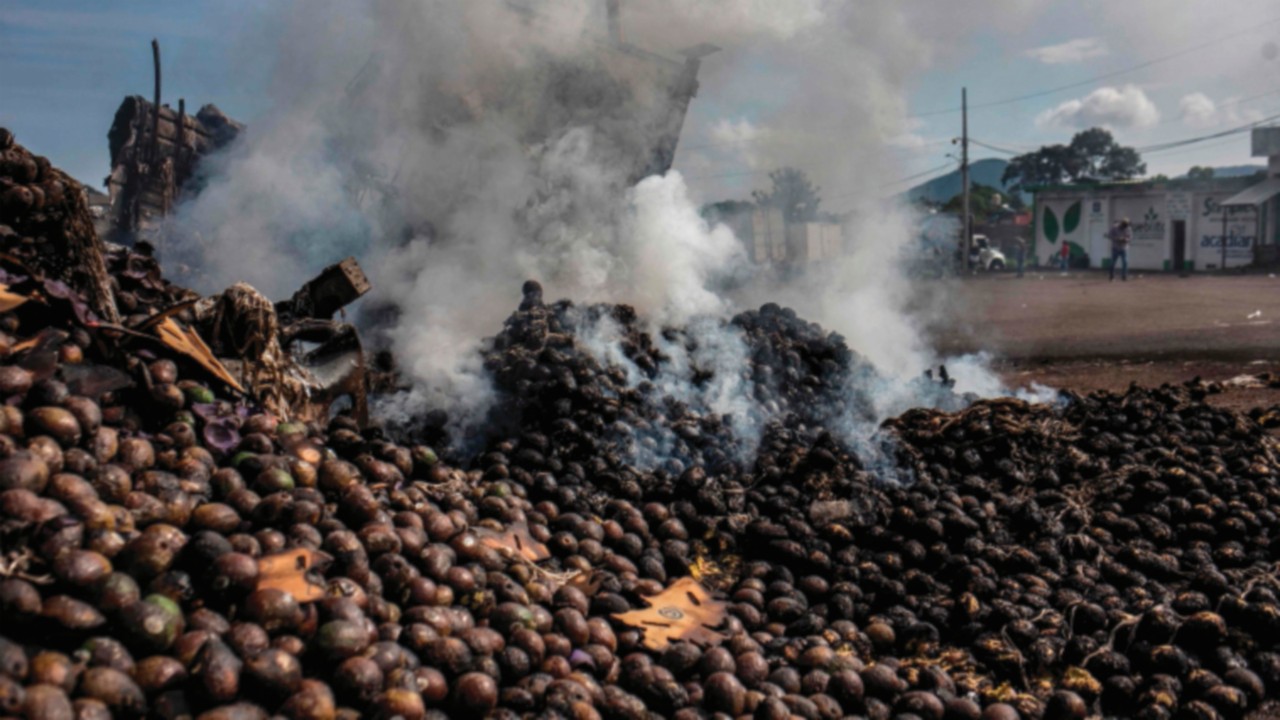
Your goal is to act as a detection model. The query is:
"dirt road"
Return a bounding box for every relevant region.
[925,271,1280,412]
[931,271,1280,361]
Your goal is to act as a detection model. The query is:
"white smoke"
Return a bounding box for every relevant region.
[163,0,1045,454]
[620,174,745,325]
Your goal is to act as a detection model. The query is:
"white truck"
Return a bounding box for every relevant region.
[968,234,1008,272]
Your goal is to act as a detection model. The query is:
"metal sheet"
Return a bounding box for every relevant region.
[1221,177,1280,207]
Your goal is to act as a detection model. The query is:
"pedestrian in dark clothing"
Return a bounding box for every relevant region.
[1014,237,1027,278]
[1059,241,1070,274]
[1108,219,1131,281]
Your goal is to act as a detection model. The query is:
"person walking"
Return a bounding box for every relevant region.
[1014,237,1027,278]
[1059,240,1070,275]
[1108,218,1131,281]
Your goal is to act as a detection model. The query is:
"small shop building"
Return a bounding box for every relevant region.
[1030,127,1280,271]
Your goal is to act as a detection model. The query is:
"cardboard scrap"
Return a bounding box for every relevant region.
[612,577,728,651]
[256,548,327,603]
[155,317,246,393]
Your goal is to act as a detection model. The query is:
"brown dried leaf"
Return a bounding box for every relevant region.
[134,298,201,333]
[477,522,550,562]
[612,577,728,651]
[0,284,29,313]
[256,548,327,603]
[155,317,246,393]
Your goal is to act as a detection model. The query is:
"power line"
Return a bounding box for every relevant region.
[968,139,1025,156]
[909,15,1280,119]
[823,161,959,202]
[682,138,957,180]
[682,83,1280,179]
[1193,87,1280,115]
[965,108,1280,162]
[689,108,1280,200]
[684,68,1280,160]
[1137,110,1280,152]
[684,89,1280,168]
[887,161,961,186]
[1142,133,1249,160]
[680,132,952,154]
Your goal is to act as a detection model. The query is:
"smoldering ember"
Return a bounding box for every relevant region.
[5,2,1280,720]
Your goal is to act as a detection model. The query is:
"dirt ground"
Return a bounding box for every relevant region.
[924,271,1280,413]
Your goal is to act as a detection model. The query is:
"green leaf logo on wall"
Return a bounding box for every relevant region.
[1063,201,1082,235]
[1044,207,1059,242]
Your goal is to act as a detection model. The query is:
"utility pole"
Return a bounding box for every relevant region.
[961,87,971,274]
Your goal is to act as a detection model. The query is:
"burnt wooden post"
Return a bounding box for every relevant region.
[150,39,162,167]
[280,257,372,321]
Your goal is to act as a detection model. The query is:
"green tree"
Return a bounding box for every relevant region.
[1000,144,1081,195]
[943,183,1004,222]
[753,168,821,223]
[1187,166,1215,181]
[701,199,755,222]
[1069,128,1145,179]
[1001,127,1145,193]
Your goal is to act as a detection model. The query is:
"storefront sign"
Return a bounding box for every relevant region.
[1199,195,1257,262]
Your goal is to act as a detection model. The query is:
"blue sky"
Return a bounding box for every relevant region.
[0,1,266,185]
[3,1,1279,202]
[671,0,1280,205]
[891,9,1280,179]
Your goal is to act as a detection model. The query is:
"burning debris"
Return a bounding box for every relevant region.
[469,280,968,497]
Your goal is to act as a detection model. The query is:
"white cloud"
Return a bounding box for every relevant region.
[1179,92,1265,129]
[1035,85,1160,129]
[708,118,768,168]
[710,117,763,147]
[1026,37,1108,64]
[1179,92,1218,128]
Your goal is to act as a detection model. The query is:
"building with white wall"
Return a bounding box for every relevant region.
[1031,128,1280,271]
[706,204,849,267]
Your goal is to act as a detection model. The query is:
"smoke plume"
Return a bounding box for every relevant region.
[166,0,1040,454]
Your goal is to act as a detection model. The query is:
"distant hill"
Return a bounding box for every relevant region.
[904,158,1024,204]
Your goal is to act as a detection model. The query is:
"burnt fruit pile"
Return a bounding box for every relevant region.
[2,135,1280,719]
[471,288,1280,719]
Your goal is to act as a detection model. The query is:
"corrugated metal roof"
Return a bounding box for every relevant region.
[1222,176,1280,206]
